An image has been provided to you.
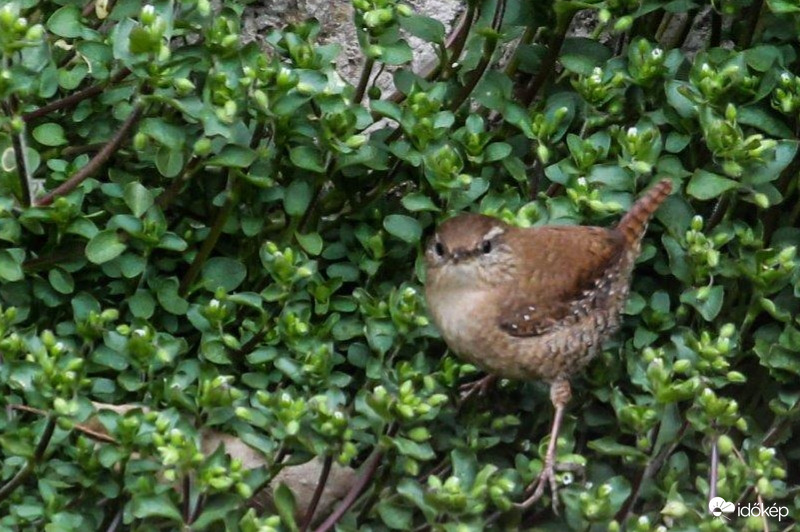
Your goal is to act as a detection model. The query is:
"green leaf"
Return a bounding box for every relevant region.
[48,268,74,294]
[274,483,299,532]
[32,123,67,147]
[284,179,312,216]
[296,232,323,255]
[559,38,612,75]
[401,193,439,212]
[0,250,24,282]
[154,277,189,315]
[129,289,155,318]
[47,5,84,38]
[377,500,413,530]
[207,145,257,168]
[383,214,422,243]
[484,142,512,162]
[155,146,185,178]
[85,230,127,264]
[399,14,445,43]
[190,495,240,528]
[686,170,738,200]
[680,286,724,321]
[380,40,413,65]
[123,182,154,217]
[202,257,247,291]
[131,494,182,522]
[289,146,326,173]
[139,118,186,149]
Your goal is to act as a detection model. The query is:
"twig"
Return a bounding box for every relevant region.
[312,449,384,532]
[9,404,117,444]
[183,475,192,522]
[300,455,333,531]
[0,415,57,503]
[35,103,144,206]
[709,9,722,48]
[709,433,719,501]
[3,100,33,207]
[448,0,506,111]
[615,420,690,523]
[22,68,131,123]
[354,58,375,104]
[178,174,239,295]
[519,3,578,107]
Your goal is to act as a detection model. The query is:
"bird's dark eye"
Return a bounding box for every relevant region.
[481,240,492,254]
[434,242,445,256]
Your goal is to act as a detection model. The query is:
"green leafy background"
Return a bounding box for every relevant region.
[0,0,799,530]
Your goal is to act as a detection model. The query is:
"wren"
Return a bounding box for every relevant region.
[424,179,673,509]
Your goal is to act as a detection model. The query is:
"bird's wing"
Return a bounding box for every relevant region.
[498,226,626,338]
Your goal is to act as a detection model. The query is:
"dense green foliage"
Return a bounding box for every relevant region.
[1,0,800,529]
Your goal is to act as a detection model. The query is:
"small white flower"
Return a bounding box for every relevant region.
[651,48,663,59]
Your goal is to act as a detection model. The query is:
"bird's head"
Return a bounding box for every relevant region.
[424,213,515,287]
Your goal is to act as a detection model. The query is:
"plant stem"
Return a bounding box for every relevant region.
[615,419,690,523]
[178,174,239,296]
[22,68,131,123]
[519,3,578,107]
[35,103,144,206]
[709,9,722,48]
[448,0,506,111]
[312,449,383,532]
[300,455,333,531]
[3,100,33,207]
[354,57,375,104]
[0,415,57,503]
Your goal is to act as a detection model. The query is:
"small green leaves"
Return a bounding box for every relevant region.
[47,5,84,38]
[202,257,246,291]
[383,214,422,243]
[0,249,24,281]
[32,123,67,146]
[85,230,126,264]
[2,0,800,529]
[687,170,738,200]
[123,182,154,217]
[284,179,312,216]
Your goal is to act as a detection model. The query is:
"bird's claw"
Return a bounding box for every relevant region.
[518,460,581,514]
[458,375,496,402]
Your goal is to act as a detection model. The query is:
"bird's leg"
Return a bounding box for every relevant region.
[458,374,497,402]
[519,378,572,512]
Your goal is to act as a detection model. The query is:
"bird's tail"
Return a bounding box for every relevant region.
[617,179,673,245]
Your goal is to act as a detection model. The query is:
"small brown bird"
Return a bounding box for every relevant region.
[424,179,672,509]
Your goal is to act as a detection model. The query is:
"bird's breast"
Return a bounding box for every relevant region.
[426,285,492,357]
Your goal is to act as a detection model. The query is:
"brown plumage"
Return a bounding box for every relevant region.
[424,178,672,510]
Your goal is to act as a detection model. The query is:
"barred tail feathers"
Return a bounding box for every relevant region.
[617,179,673,245]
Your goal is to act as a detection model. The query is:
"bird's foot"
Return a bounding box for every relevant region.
[458,375,497,403]
[518,460,582,513]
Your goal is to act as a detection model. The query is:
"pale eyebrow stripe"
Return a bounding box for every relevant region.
[482,226,505,241]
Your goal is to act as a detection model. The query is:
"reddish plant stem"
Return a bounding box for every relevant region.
[300,455,333,532]
[22,68,132,123]
[313,449,384,532]
[354,57,375,104]
[35,103,143,206]
[178,175,239,296]
[0,415,57,503]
